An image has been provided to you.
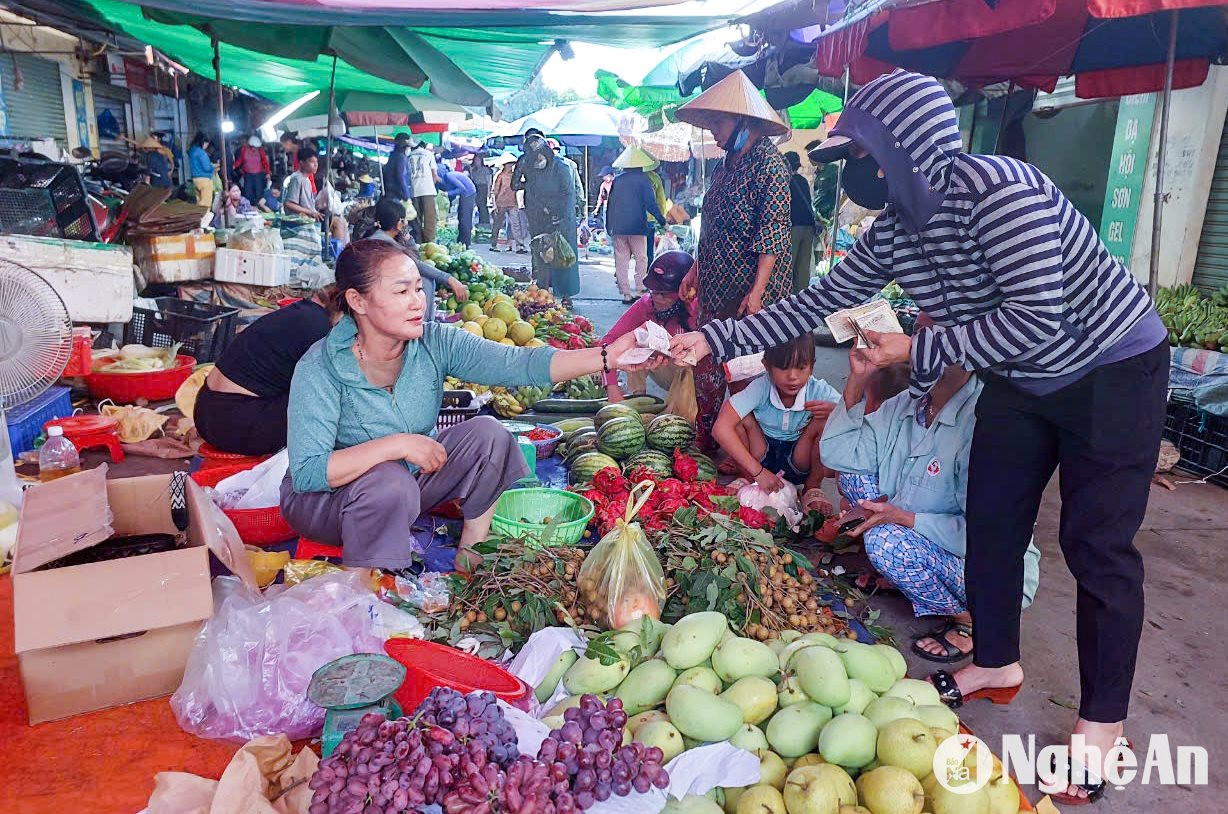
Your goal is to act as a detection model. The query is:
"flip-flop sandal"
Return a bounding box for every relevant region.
[1046,737,1133,806]
[911,620,973,663]
[930,670,1021,709]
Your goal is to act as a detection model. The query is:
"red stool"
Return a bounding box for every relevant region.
[198,442,271,472]
[45,415,124,462]
[296,537,344,560]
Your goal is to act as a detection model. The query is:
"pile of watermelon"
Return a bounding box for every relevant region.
[566,406,717,485]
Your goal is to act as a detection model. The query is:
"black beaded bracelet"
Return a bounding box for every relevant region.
[601,343,610,376]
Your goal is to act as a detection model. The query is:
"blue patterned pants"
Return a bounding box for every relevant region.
[839,473,967,617]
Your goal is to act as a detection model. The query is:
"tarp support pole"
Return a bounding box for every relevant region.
[212,38,227,191]
[826,66,850,269]
[324,55,338,178]
[174,71,188,186]
[1149,10,1179,299]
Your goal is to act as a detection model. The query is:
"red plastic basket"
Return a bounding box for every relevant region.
[198,442,271,472]
[384,639,530,714]
[85,354,196,404]
[191,462,296,546]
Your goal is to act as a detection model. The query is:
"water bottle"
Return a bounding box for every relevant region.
[0,403,22,509]
[38,426,81,482]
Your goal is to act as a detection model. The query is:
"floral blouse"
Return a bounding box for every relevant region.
[696,136,793,319]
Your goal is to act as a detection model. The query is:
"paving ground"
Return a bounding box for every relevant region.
[463,238,1227,811]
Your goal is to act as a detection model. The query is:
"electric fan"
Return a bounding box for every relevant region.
[0,259,73,411]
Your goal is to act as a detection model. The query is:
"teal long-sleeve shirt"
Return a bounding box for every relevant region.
[288,315,555,493]
[819,376,1040,607]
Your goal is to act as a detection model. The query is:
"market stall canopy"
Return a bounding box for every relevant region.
[795,0,1228,98]
[42,0,770,108]
[493,102,643,143]
[294,91,474,128]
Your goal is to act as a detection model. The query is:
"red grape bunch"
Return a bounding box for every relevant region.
[307,687,520,814]
[535,695,669,810]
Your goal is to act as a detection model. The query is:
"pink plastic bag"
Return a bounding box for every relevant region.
[171,571,392,742]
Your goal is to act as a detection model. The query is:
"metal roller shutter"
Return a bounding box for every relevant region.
[0,53,67,141]
[1193,121,1228,292]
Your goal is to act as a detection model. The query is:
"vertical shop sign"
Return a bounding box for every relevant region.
[72,79,90,150]
[1100,93,1156,268]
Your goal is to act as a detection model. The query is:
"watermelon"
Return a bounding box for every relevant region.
[645,414,696,453]
[594,402,641,429]
[688,449,718,482]
[569,452,620,485]
[596,416,646,459]
[622,449,674,478]
[563,434,600,467]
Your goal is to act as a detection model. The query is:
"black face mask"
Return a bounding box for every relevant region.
[842,154,888,209]
[653,300,687,326]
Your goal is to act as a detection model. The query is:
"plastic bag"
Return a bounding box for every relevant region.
[212,449,289,509]
[170,571,414,742]
[576,481,666,629]
[534,231,577,269]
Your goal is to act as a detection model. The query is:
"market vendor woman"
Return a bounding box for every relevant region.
[282,238,641,574]
[670,69,1168,805]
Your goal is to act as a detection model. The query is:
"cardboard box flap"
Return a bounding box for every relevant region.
[12,465,113,574]
[185,477,259,591]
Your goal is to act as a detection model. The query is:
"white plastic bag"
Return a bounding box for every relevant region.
[170,571,412,742]
[212,449,288,509]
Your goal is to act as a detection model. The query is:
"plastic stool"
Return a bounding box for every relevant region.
[296,537,344,561]
[198,442,270,471]
[44,415,124,462]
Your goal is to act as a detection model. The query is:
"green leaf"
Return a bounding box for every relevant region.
[681,556,698,571]
[586,638,622,666]
[781,546,815,572]
[710,495,740,513]
[720,564,738,582]
[704,580,720,610]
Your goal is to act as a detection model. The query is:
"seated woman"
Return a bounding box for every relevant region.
[366,197,468,321]
[282,238,640,573]
[602,250,698,421]
[820,342,1041,663]
[194,287,339,456]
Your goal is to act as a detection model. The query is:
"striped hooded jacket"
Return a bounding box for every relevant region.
[701,70,1157,396]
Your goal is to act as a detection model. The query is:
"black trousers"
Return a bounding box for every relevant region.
[966,340,1169,723]
[457,194,475,247]
[475,183,490,225]
[194,384,290,456]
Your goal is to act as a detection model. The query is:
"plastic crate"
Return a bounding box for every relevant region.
[214,247,291,287]
[124,298,239,364]
[1163,394,1228,487]
[437,390,480,431]
[6,386,72,454]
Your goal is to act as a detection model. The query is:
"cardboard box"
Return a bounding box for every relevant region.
[11,466,251,724]
[132,231,216,284]
[0,234,134,323]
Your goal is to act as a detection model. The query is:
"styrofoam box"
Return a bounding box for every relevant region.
[0,235,134,323]
[213,247,291,287]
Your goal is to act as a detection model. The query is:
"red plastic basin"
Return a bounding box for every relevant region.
[384,639,530,714]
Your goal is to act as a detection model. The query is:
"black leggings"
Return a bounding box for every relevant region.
[194,384,289,456]
[965,340,1169,723]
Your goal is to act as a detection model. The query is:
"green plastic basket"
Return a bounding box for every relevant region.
[491,488,594,548]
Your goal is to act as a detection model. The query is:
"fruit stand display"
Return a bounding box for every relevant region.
[1157,284,1228,352]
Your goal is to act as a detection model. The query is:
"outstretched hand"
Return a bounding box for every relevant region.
[668,332,711,368]
[861,330,912,367]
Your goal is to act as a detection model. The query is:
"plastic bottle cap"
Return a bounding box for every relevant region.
[47,426,63,437]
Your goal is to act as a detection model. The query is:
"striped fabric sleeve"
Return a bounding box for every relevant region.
[701,220,894,361]
[909,182,1066,395]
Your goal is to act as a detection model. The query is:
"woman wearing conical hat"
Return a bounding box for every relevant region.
[607,146,667,304]
[672,70,794,452]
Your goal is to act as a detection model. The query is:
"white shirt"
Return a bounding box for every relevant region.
[409,147,437,198]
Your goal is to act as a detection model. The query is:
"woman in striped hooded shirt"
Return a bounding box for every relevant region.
[670,70,1167,805]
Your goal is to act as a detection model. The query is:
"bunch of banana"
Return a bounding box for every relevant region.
[492,390,524,418]
[559,375,604,401]
[1156,285,1228,352]
[515,385,551,409]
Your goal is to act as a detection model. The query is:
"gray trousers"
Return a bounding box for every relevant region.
[280,416,527,568]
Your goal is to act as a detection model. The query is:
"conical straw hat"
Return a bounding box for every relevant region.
[676,70,787,137]
[612,145,659,170]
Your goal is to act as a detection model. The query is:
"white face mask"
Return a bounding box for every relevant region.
[248,136,261,147]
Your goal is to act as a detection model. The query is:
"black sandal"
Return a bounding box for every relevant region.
[931,669,1021,709]
[1046,756,1106,806]
[911,620,973,663]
